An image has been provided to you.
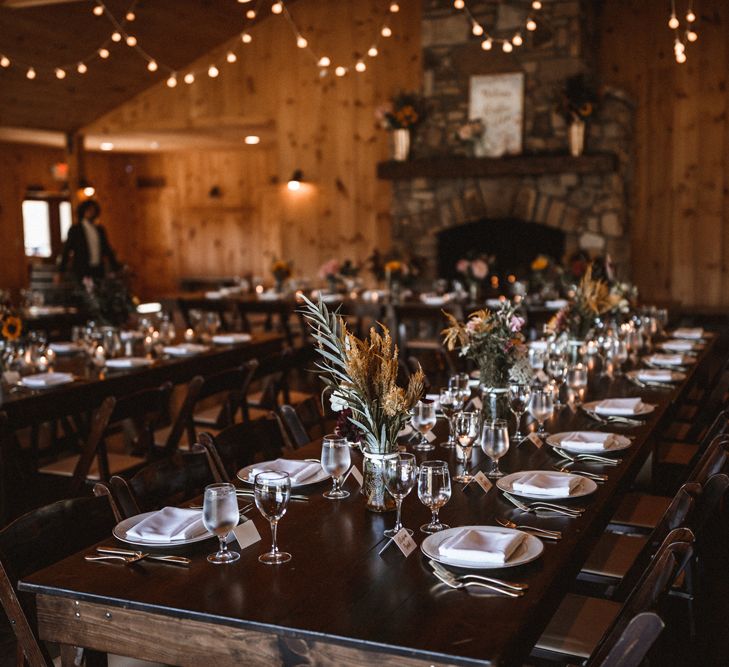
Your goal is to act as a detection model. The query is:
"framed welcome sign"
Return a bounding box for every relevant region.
[468,72,524,157]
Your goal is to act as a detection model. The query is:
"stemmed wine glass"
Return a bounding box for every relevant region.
[566,363,589,406]
[528,387,554,437]
[411,401,436,452]
[438,388,462,448]
[453,411,479,483]
[417,460,451,534]
[480,419,510,479]
[202,483,241,565]
[254,471,292,565]
[546,355,567,408]
[384,453,417,537]
[608,338,629,376]
[449,373,472,406]
[320,435,351,500]
[508,382,531,441]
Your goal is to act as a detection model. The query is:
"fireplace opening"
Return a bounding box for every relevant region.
[436,218,566,281]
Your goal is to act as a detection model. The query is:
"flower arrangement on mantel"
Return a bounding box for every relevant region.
[301,296,424,511]
[558,74,600,123]
[374,92,427,131]
[442,301,532,389]
[455,118,486,156]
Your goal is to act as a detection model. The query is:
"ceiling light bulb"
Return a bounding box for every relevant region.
[125,11,135,21]
[472,23,484,36]
[111,31,121,42]
[126,35,137,46]
[454,0,465,8]
[389,3,400,12]
[318,56,331,67]
[55,68,66,79]
[166,75,177,87]
[686,10,696,22]
[512,33,523,46]
[147,60,158,72]
[208,65,219,78]
[381,26,392,37]
[481,38,493,50]
[532,0,542,9]
[355,60,366,72]
[26,67,36,79]
[100,142,114,151]
[296,36,308,48]
[687,30,698,42]
[184,72,195,84]
[502,41,514,52]
[92,4,103,16]
[368,47,379,57]
[77,62,87,73]
[676,51,687,63]
[0,56,10,68]
[246,9,255,18]
[526,18,537,31]
[99,48,110,59]
[271,2,283,14]
[226,51,237,63]
[335,66,346,76]
[668,15,679,29]
[244,135,260,145]
[241,32,252,43]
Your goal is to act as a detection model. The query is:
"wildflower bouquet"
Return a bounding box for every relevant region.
[529,254,563,296]
[455,255,491,288]
[375,92,426,131]
[443,301,532,388]
[271,259,292,283]
[0,291,22,344]
[559,74,600,122]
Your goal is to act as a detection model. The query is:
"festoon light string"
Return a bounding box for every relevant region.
[669,0,698,64]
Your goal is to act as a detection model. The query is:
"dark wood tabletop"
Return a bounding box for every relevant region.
[18,338,716,667]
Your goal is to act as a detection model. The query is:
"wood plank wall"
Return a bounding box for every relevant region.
[599,0,729,308]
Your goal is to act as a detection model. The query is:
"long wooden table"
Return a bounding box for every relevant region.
[18,340,716,666]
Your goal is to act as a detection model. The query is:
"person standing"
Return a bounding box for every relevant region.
[58,200,121,282]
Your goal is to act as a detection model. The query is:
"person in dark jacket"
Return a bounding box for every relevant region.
[58,200,121,281]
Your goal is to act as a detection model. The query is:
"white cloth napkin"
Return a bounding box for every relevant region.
[105,357,152,369]
[672,327,704,340]
[126,507,208,543]
[420,293,447,306]
[545,299,568,309]
[637,369,674,382]
[512,472,581,497]
[646,353,684,366]
[438,529,526,565]
[560,432,620,451]
[661,339,695,351]
[258,291,280,301]
[162,344,209,356]
[247,459,322,484]
[21,372,74,388]
[204,291,223,299]
[212,333,252,345]
[595,397,645,415]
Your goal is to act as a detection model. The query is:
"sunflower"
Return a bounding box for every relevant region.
[531,255,549,271]
[2,316,22,341]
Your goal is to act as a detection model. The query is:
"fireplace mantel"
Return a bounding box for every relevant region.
[377,153,618,181]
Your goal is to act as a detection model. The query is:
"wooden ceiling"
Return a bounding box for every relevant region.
[0,0,281,132]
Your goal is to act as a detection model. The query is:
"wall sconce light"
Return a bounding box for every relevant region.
[287,169,303,191]
[79,180,96,198]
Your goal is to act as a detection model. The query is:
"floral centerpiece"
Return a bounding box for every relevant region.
[548,266,619,340]
[318,258,359,293]
[301,296,424,511]
[529,254,563,299]
[367,249,425,295]
[455,254,491,301]
[609,281,639,316]
[271,259,292,293]
[559,74,599,156]
[78,275,136,328]
[0,294,22,376]
[455,118,485,156]
[375,92,426,161]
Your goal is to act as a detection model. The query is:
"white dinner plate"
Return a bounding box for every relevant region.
[657,341,702,352]
[112,511,214,547]
[163,344,210,357]
[236,462,330,488]
[211,333,252,345]
[105,357,154,369]
[49,342,79,355]
[643,354,694,367]
[421,525,544,570]
[546,431,632,455]
[496,470,597,499]
[582,400,655,418]
[627,369,686,383]
[20,373,75,389]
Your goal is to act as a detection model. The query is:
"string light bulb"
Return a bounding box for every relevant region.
[676,50,687,63]
[526,18,537,31]
[166,74,177,87]
[335,66,346,76]
[99,47,110,59]
[318,56,331,67]
[481,38,493,50]
[147,60,158,72]
[241,32,253,43]
[532,0,542,9]
[355,60,366,72]
[512,32,523,46]
[686,10,696,22]
[454,0,465,9]
[687,30,698,42]
[502,41,514,52]
[111,31,122,42]
[296,35,308,48]
[0,56,10,68]
[184,72,195,84]
[77,62,87,74]
[226,51,237,63]
[125,11,135,21]
[26,67,36,79]
[472,23,484,36]
[668,14,679,29]
[381,26,392,37]
[246,9,255,18]
[367,46,378,57]
[126,35,137,46]
[208,64,219,78]
[271,2,283,14]
[92,4,103,16]
[390,3,400,12]
[55,68,66,79]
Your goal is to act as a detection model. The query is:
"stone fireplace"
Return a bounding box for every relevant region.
[385,0,634,283]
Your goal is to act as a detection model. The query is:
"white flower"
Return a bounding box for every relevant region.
[329,391,348,412]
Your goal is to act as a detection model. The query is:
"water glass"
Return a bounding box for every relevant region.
[481,419,510,479]
[546,355,567,407]
[438,388,462,448]
[320,435,351,500]
[453,411,479,483]
[411,401,436,452]
[384,453,417,537]
[529,388,554,436]
[254,471,292,565]
[566,363,589,405]
[449,373,472,405]
[508,382,531,441]
[417,460,451,534]
[202,483,241,565]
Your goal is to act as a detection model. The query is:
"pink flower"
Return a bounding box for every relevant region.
[318,259,341,280]
[455,259,469,274]
[471,259,489,280]
[509,315,525,333]
[466,318,480,333]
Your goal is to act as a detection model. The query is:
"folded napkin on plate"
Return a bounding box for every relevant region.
[560,432,620,451]
[594,397,644,416]
[420,293,447,306]
[49,341,76,354]
[212,333,252,345]
[637,369,674,383]
[162,344,209,356]
[438,528,526,565]
[204,291,223,299]
[105,357,152,369]
[21,372,74,388]
[247,459,322,484]
[258,291,281,301]
[126,507,208,543]
[673,327,704,340]
[646,353,684,366]
[661,340,695,351]
[512,472,581,497]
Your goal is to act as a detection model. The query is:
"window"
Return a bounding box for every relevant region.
[22,197,72,260]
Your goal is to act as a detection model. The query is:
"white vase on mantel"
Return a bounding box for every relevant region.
[391,128,411,161]
[568,118,585,157]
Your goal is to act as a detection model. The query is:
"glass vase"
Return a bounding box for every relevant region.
[361,451,398,512]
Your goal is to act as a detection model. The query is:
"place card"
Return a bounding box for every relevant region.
[473,471,494,493]
[344,464,363,487]
[392,528,417,557]
[527,432,543,448]
[232,520,262,550]
[471,396,483,410]
[424,430,437,443]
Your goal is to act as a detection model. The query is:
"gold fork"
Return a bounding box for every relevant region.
[496,518,562,540]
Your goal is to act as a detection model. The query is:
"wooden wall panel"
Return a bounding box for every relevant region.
[600,0,729,307]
